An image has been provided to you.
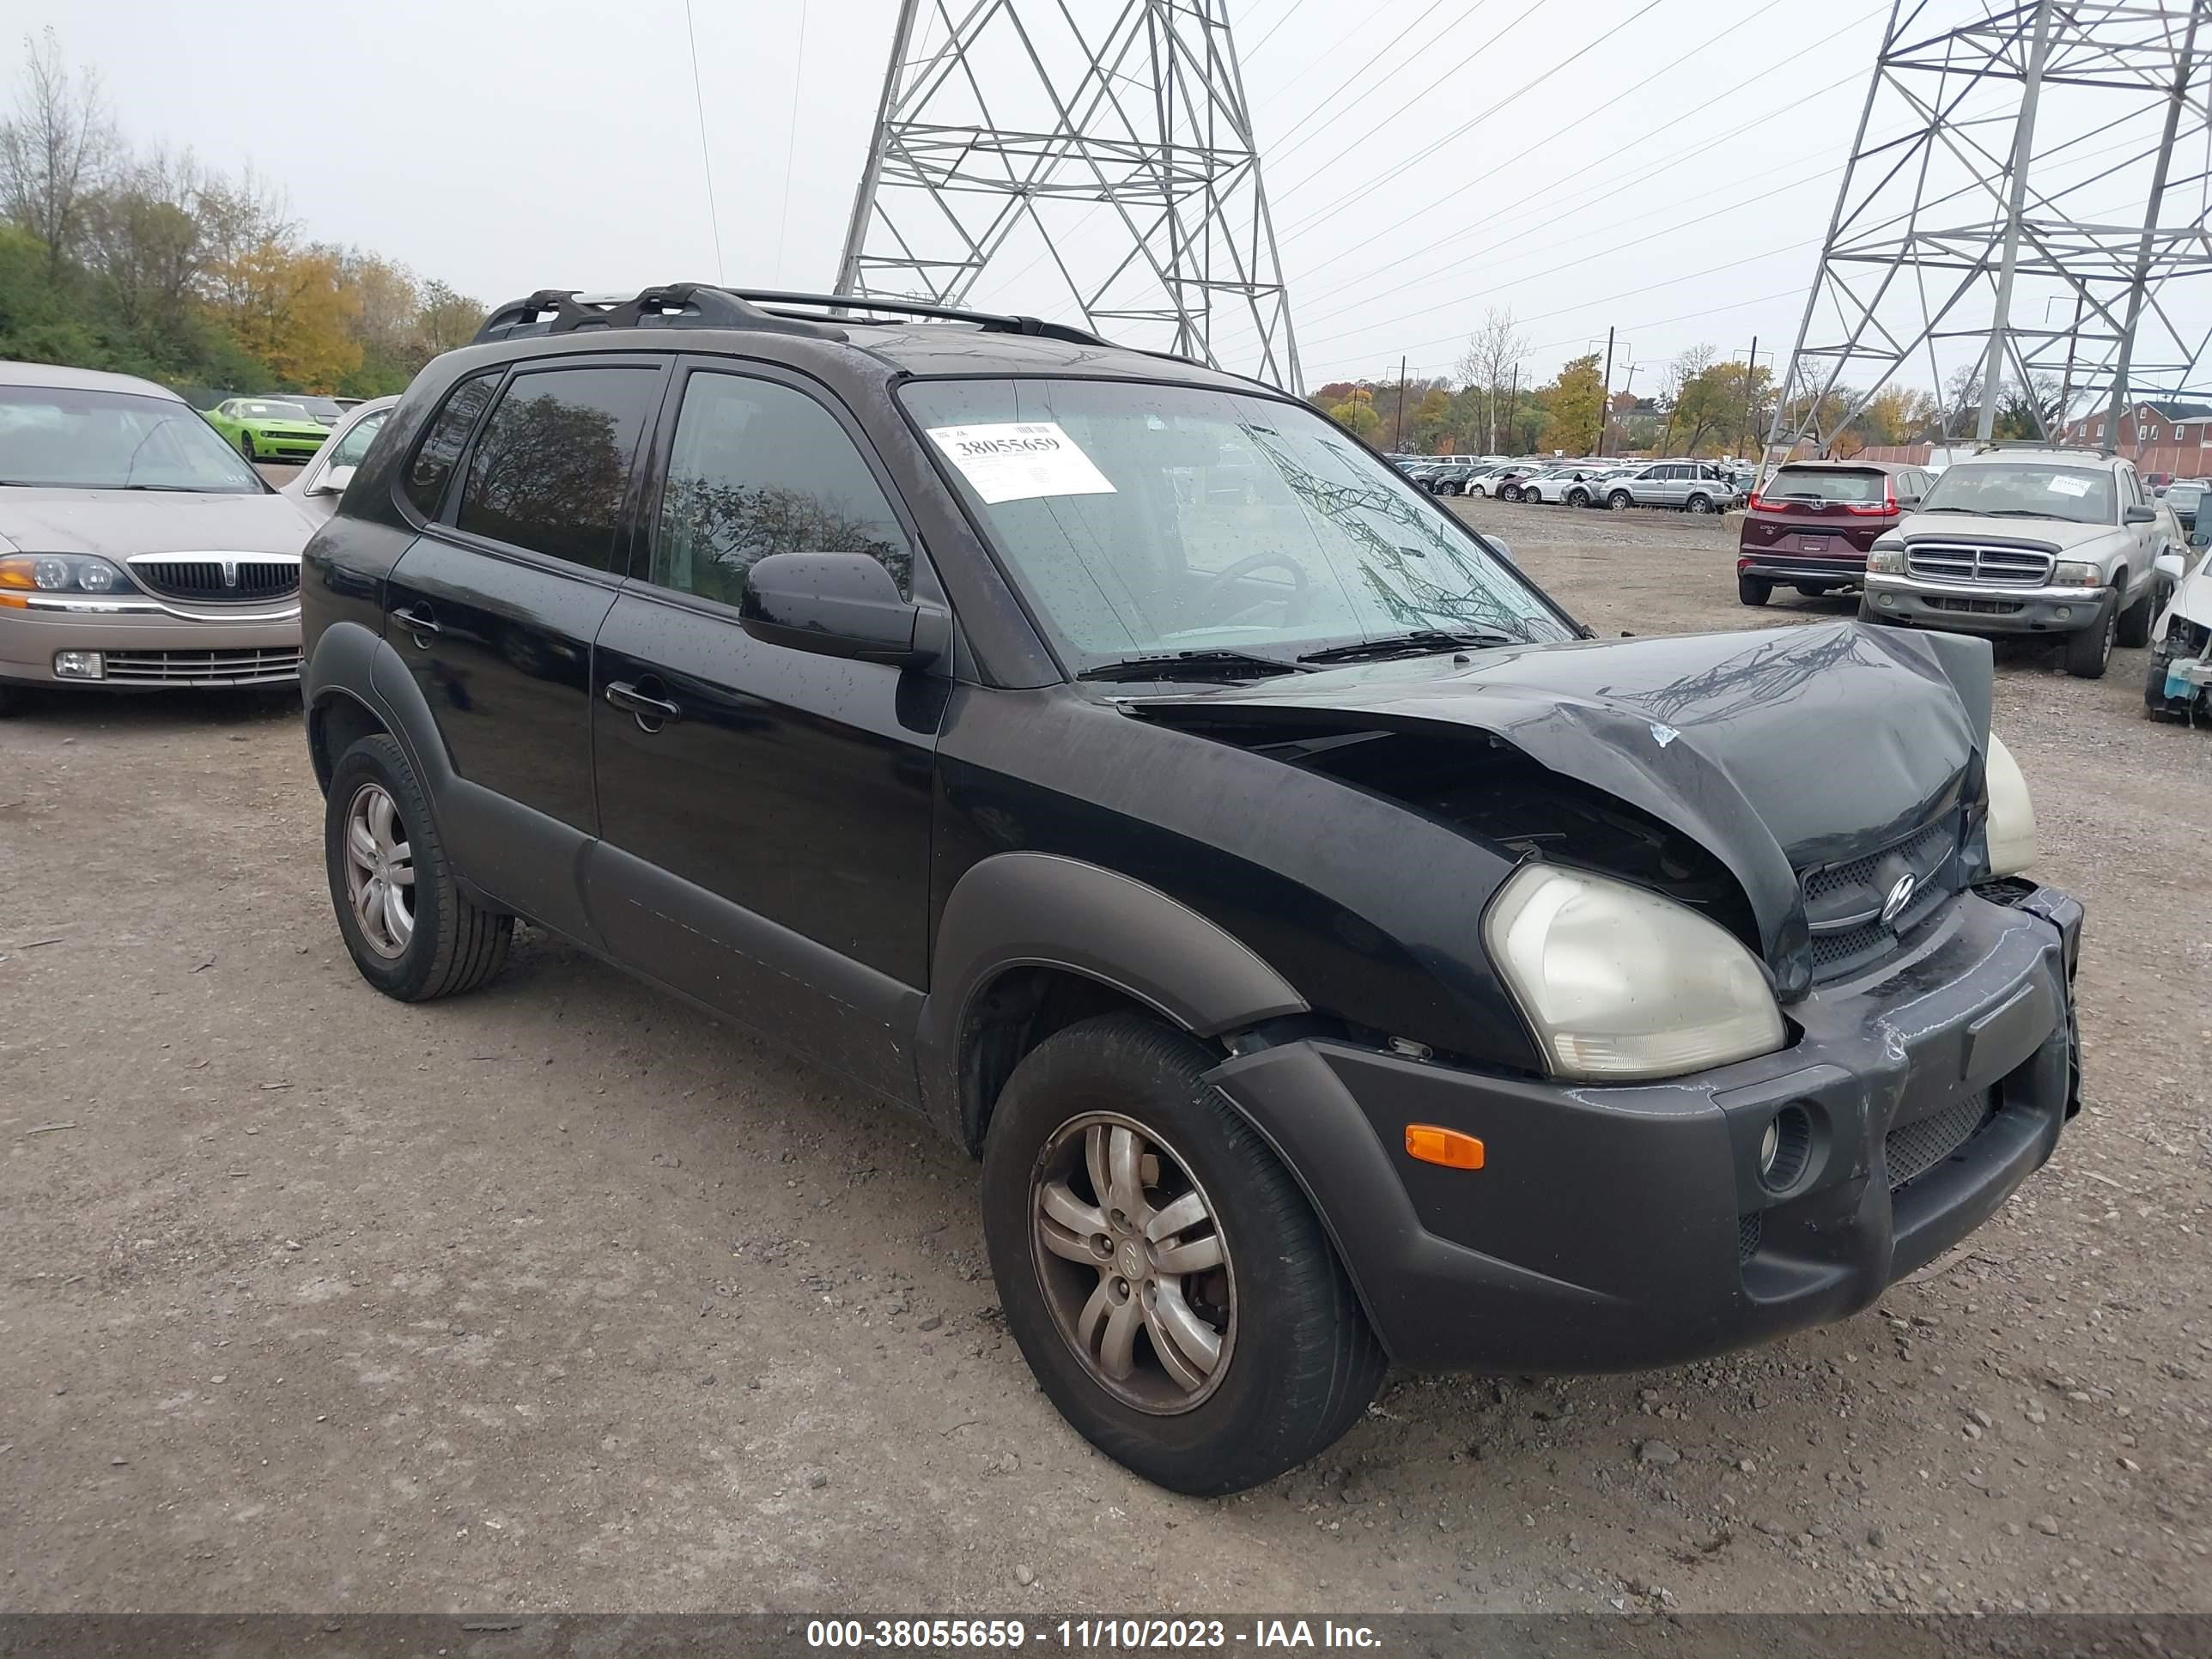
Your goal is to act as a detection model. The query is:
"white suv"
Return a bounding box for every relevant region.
[1862,447,2175,679]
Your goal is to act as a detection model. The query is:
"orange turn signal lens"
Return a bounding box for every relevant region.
[1404,1125,1484,1170]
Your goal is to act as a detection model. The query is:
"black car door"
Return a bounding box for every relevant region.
[383,356,670,939]
[581,359,945,1105]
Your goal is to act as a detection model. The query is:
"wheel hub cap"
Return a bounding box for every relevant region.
[1030,1113,1236,1414]
[341,781,416,960]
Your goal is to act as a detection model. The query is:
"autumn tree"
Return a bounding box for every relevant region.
[1536,353,1604,454]
[211,240,362,391]
[413,279,485,358]
[1326,385,1381,441]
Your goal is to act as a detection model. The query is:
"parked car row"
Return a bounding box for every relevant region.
[1390,453,1754,513]
[1740,447,2191,685]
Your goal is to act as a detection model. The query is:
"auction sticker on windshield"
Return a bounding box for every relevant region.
[927,422,1117,505]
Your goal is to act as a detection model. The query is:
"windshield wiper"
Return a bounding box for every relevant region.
[1078,648,1314,683]
[1297,628,1518,665]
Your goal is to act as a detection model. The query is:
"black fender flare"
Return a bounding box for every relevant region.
[303,618,454,795]
[916,852,1308,1143]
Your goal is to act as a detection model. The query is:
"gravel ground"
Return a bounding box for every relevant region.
[0,494,2206,1616]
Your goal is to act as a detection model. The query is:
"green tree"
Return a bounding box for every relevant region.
[1536,353,1603,453]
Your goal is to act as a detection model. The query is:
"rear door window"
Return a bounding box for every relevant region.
[404,373,500,520]
[453,364,665,571]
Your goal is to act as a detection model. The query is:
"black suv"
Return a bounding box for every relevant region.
[301,284,2084,1495]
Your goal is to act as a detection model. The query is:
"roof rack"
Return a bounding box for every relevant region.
[730,289,1111,348]
[471,283,849,346]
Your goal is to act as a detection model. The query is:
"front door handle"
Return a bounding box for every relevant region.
[392,605,441,640]
[605,679,684,726]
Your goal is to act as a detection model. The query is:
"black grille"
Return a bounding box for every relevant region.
[1799,816,1960,984]
[102,647,301,685]
[1736,1212,1763,1261]
[1883,1094,1993,1191]
[131,559,300,603]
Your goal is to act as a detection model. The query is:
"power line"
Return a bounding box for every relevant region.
[681,0,725,285]
[1239,0,1316,61]
[1263,0,1497,164]
[773,0,810,286]
[1274,0,1673,231]
[1285,0,1886,284]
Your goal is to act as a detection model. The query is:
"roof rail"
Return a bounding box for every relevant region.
[730,289,1111,349]
[471,283,848,346]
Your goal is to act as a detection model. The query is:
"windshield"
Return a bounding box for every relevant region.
[1918,462,2114,525]
[901,378,1576,673]
[237,400,314,422]
[284,396,343,420]
[0,385,264,492]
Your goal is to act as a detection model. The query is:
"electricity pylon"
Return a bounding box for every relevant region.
[834,0,1303,392]
[1766,0,2212,458]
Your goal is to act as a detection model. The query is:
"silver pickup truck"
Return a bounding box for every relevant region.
[1862,447,2176,679]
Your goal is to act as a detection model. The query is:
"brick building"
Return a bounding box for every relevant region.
[2057,398,2212,477]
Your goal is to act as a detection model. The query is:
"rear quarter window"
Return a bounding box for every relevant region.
[404,373,500,520]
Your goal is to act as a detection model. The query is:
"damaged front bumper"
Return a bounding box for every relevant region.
[1209,882,2081,1373]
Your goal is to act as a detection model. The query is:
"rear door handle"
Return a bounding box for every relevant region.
[605,680,683,725]
[392,605,441,639]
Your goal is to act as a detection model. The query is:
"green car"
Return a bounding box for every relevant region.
[203,397,331,463]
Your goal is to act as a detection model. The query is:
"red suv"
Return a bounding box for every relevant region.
[1736,460,1933,605]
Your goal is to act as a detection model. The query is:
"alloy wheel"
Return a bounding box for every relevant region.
[1030,1112,1236,1414]
[341,781,416,958]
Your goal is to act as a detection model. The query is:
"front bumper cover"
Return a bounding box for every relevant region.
[1864,574,2108,635]
[1209,883,2081,1373]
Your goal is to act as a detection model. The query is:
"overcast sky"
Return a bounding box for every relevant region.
[7,0,2200,399]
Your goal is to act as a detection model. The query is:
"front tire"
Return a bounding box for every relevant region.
[2117,582,2155,648]
[325,733,512,1000]
[238,432,256,461]
[2063,600,2118,679]
[981,1013,1385,1496]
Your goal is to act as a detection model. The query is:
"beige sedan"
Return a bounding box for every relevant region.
[0,362,318,712]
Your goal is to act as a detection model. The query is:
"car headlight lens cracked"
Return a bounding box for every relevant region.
[1484,864,1786,1081]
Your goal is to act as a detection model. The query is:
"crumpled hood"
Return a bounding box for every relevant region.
[1130,622,1993,998]
[0,489,316,558]
[1897,510,2118,553]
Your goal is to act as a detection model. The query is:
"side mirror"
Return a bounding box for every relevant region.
[307,463,356,496]
[738,551,946,668]
[2155,550,2185,583]
[2124,504,2157,524]
[2192,523,2212,549]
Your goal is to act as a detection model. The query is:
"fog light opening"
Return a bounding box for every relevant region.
[1759,1105,1814,1193]
[1876,592,1895,608]
[52,649,104,681]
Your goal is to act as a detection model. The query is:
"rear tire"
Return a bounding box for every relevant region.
[981,1012,1386,1496]
[1738,574,1773,606]
[1686,493,1715,514]
[2063,601,2117,679]
[325,733,512,1001]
